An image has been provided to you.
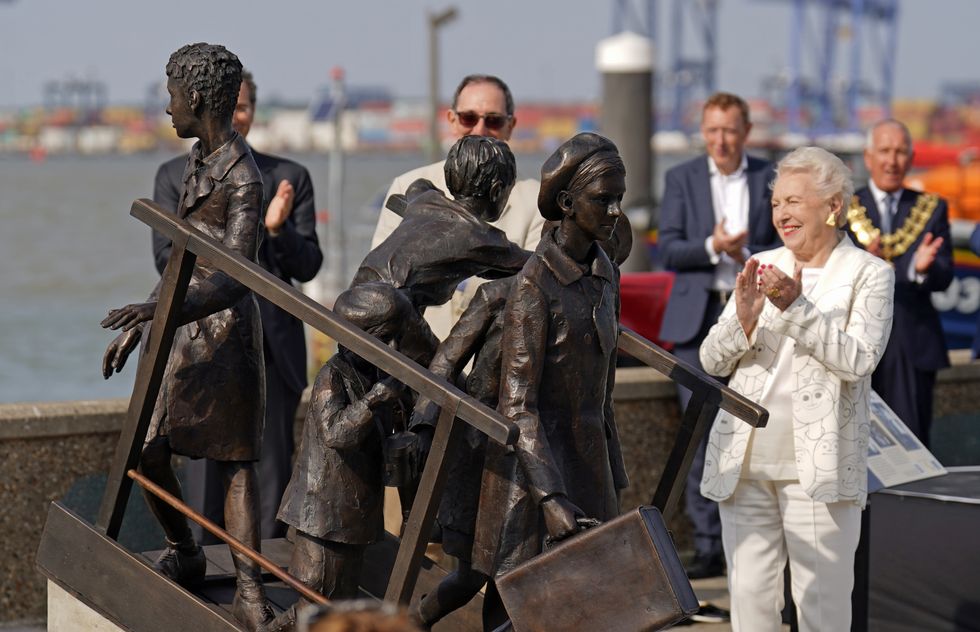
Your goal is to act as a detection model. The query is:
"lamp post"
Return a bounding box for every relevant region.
[427,6,458,162]
[326,66,347,295]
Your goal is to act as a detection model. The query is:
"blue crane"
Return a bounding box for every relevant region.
[611,0,719,133]
[611,0,900,135]
[781,0,899,134]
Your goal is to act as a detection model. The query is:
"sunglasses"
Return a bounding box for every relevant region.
[454,110,512,131]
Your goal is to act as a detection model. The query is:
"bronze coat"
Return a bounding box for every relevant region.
[412,277,515,559]
[472,230,628,577]
[277,352,387,545]
[148,133,265,461]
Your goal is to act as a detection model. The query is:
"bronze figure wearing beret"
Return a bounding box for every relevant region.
[472,134,631,598]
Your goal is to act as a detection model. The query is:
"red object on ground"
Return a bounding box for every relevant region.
[619,272,675,351]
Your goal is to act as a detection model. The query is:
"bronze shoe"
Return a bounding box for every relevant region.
[153,541,206,587]
[232,585,275,631]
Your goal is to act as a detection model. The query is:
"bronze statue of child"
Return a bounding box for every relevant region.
[470,133,631,624]
[268,283,427,631]
[407,275,512,630]
[100,42,273,630]
[350,134,531,366]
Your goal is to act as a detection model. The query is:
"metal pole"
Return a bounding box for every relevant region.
[127,469,330,606]
[427,7,458,163]
[788,0,805,134]
[326,66,347,297]
[882,0,899,120]
[848,0,866,132]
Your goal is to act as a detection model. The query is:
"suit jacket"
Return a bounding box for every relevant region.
[658,155,780,345]
[850,187,953,371]
[154,148,323,394]
[371,160,545,341]
[699,237,894,507]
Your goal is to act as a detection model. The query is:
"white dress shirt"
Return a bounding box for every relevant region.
[704,154,750,291]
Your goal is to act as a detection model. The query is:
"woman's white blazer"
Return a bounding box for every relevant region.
[699,236,895,507]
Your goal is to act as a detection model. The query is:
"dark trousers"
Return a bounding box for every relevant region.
[671,294,725,558]
[871,341,937,448]
[184,357,301,543]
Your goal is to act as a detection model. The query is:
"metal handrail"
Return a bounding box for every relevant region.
[95,198,521,608]
[126,469,328,606]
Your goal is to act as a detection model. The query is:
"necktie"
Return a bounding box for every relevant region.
[881,194,896,234]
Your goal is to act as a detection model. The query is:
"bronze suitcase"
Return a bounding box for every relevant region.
[496,506,698,631]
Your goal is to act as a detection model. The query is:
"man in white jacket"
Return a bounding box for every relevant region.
[370,74,545,341]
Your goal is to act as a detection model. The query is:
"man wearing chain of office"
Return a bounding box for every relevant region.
[846,118,953,446]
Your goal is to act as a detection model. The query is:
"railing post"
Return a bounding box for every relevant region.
[650,386,720,520]
[385,399,463,605]
[95,235,195,538]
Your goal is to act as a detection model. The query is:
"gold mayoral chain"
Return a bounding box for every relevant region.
[846,193,939,262]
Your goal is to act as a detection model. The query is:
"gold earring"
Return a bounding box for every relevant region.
[825,213,837,227]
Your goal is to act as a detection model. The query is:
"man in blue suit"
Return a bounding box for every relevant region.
[658,92,780,579]
[153,70,323,541]
[850,119,952,447]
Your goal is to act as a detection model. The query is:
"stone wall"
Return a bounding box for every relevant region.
[3,356,979,626]
[0,400,125,625]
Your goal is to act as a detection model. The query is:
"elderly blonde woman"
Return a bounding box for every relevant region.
[699,146,895,631]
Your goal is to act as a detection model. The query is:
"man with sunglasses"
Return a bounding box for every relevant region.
[370,74,545,342]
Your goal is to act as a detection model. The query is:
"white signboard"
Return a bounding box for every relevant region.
[867,391,947,493]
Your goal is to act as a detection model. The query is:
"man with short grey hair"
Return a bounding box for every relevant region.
[849,118,952,446]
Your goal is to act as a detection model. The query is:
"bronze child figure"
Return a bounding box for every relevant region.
[471,134,631,618]
[100,42,273,630]
[409,275,513,630]
[268,283,427,632]
[350,135,531,366]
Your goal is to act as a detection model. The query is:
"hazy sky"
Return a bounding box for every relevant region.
[2,0,979,108]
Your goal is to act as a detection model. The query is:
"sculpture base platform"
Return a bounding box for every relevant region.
[37,502,481,631]
[869,466,980,631]
[48,580,124,632]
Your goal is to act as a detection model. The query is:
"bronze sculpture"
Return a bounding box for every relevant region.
[471,134,630,605]
[268,284,425,631]
[152,69,325,544]
[348,135,529,533]
[409,276,513,629]
[265,135,531,629]
[410,219,634,630]
[350,135,530,367]
[100,43,273,630]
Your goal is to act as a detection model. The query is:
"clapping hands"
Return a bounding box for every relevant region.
[757,262,803,311]
[736,259,803,336]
